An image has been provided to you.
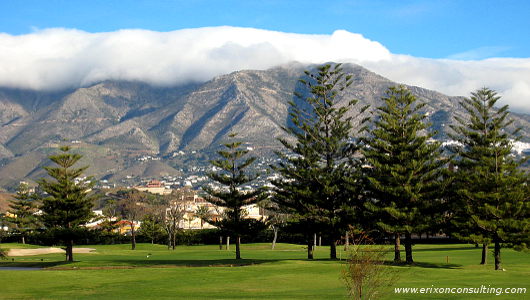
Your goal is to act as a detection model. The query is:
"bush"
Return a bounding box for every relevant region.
[0,247,7,259]
[342,233,399,300]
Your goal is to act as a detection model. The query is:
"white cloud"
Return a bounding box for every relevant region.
[363,56,530,112]
[0,26,529,113]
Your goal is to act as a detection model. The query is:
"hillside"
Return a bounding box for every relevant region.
[0,62,528,190]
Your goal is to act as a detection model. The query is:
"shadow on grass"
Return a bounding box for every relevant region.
[1,258,285,270]
[388,260,462,269]
[78,258,281,268]
[412,246,478,252]
[0,256,463,270]
[0,260,70,268]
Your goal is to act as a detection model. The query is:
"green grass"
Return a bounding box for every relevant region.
[0,243,528,299]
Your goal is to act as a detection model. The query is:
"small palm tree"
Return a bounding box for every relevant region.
[195,206,211,229]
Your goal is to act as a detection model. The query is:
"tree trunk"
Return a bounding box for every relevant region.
[405,232,413,264]
[314,233,317,248]
[219,236,223,250]
[172,232,176,250]
[319,235,322,247]
[21,235,25,245]
[271,227,278,250]
[235,236,241,260]
[307,238,314,260]
[130,223,136,250]
[394,233,401,262]
[66,239,74,262]
[330,238,337,260]
[480,244,488,265]
[494,240,502,270]
[226,236,230,250]
[344,234,349,251]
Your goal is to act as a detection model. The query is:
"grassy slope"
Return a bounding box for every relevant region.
[0,243,528,299]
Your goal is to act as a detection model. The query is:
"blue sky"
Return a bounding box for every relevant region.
[1,0,529,59]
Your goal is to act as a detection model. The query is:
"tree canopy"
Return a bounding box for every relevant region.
[39,146,95,262]
[271,63,369,259]
[363,86,447,264]
[449,87,530,270]
[203,133,264,259]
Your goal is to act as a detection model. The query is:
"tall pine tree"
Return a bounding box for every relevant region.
[39,146,95,262]
[8,183,38,244]
[271,63,369,259]
[363,86,447,264]
[203,133,264,260]
[450,88,530,270]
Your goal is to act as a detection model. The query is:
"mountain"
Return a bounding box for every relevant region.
[1,62,529,190]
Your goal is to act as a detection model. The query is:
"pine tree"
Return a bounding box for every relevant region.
[450,88,530,270]
[8,183,38,244]
[38,146,95,262]
[203,133,264,260]
[139,214,165,244]
[363,86,447,264]
[271,63,369,259]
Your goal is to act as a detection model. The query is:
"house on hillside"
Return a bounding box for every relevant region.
[134,180,172,195]
[169,188,266,230]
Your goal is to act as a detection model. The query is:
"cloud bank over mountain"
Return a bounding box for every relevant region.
[1,26,529,112]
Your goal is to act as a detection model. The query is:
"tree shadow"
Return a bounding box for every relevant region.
[0,258,285,270]
[387,261,462,269]
[93,258,280,268]
[0,260,70,269]
[413,246,478,252]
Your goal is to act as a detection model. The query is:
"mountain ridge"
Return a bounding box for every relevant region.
[0,62,528,190]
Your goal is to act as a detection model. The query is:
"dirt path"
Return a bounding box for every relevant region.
[7,247,96,256]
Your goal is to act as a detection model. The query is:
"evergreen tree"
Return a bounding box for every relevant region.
[450,88,530,270]
[203,133,264,260]
[271,63,369,259]
[363,86,447,264]
[139,214,165,244]
[8,183,38,244]
[39,146,95,262]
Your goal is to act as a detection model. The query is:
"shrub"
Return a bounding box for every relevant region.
[342,233,399,300]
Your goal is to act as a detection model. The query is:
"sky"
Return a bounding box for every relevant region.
[0,0,529,112]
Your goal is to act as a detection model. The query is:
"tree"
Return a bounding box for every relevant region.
[194,205,212,229]
[139,214,165,244]
[271,63,368,259]
[7,183,38,244]
[260,199,288,250]
[38,146,95,262]
[165,201,185,249]
[450,88,530,270]
[113,190,147,250]
[362,86,447,264]
[0,213,9,242]
[203,133,264,260]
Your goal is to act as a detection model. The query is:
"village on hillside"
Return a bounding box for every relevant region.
[0,179,266,237]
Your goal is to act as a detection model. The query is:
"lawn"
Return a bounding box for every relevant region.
[0,243,528,299]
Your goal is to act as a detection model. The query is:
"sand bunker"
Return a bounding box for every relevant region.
[7,247,96,256]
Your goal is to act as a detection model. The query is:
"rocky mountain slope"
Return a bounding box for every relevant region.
[1,62,528,190]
